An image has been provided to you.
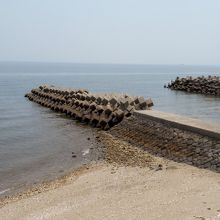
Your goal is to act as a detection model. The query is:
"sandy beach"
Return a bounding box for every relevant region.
[0,162,220,220]
[0,132,220,220]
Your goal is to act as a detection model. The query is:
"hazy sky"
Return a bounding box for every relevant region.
[0,0,220,65]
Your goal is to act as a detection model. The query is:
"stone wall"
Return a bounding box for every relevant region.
[25,85,153,130]
[166,76,220,96]
[108,114,220,172]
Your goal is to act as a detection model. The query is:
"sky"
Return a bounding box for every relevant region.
[0,0,220,65]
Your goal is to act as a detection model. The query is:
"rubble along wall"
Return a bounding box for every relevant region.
[166,76,220,96]
[108,112,220,172]
[25,85,153,130]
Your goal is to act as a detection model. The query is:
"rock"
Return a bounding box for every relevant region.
[155,164,163,171]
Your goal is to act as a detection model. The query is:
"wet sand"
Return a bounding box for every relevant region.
[0,131,220,220]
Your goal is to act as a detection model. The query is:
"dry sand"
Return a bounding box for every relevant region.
[0,162,219,220]
[0,132,220,220]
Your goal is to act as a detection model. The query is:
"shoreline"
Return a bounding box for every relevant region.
[0,122,104,200]
[0,154,220,219]
[0,126,165,208]
[1,110,220,208]
[1,111,220,219]
[0,162,103,208]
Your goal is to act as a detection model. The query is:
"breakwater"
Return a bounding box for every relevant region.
[25,85,220,172]
[108,110,220,172]
[166,76,220,96]
[25,85,153,130]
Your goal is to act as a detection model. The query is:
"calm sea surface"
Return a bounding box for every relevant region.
[0,63,220,196]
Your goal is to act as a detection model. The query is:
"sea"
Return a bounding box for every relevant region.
[0,62,220,197]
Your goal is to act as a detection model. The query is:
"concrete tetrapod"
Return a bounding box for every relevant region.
[25,85,154,130]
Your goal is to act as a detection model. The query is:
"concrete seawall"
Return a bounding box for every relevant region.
[134,110,220,140]
[108,110,220,172]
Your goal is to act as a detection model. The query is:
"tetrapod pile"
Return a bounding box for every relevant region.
[25,85,153,130]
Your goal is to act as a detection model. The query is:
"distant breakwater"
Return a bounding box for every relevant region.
[166,76,220,96]
[25,85,153,130]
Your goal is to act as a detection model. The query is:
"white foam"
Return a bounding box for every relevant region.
[82,149,90,156]
[0,188,10,195]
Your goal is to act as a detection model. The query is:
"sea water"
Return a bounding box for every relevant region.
[0,62,220,196]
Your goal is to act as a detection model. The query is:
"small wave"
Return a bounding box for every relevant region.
[0,188,10,195]
[82,149,90,156]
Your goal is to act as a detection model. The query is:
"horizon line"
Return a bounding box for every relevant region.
[0,61,220,66]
